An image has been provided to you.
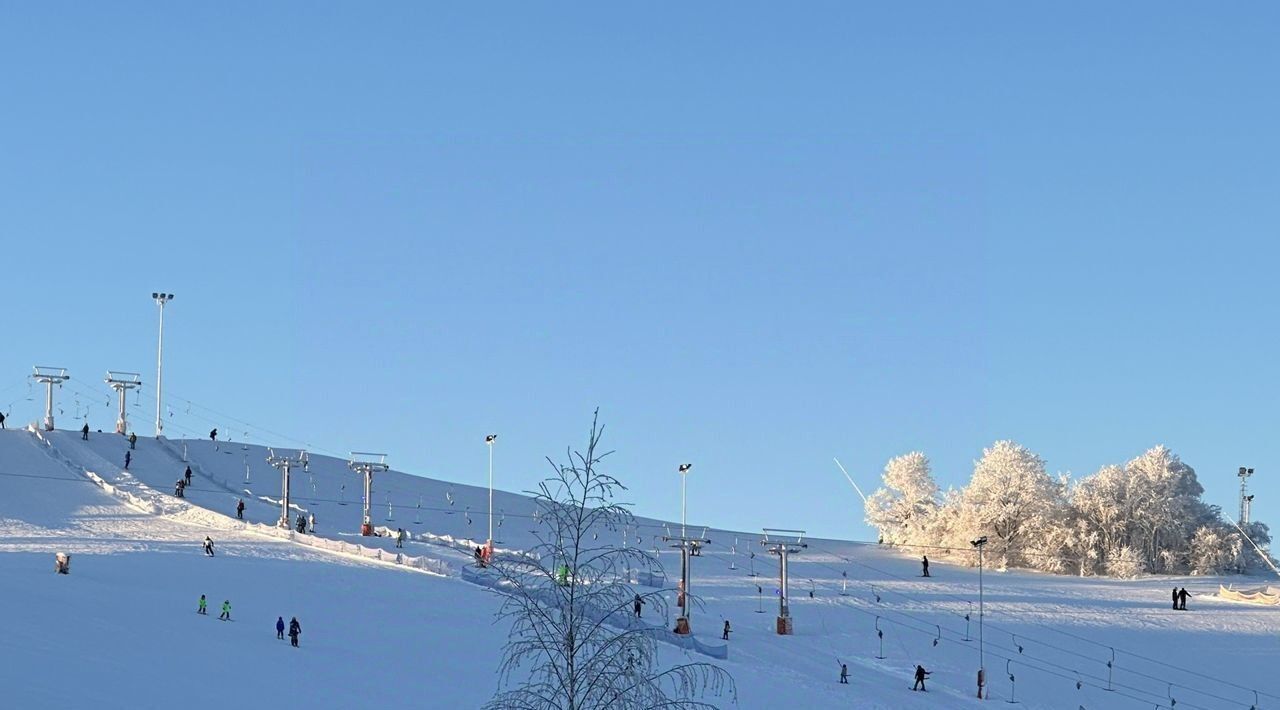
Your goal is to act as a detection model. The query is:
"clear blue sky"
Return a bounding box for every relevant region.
[2,3,1278,540]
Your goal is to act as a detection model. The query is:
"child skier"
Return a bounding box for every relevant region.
[219,600,231,621]
[276,616,285,640]
[197,594,207,615]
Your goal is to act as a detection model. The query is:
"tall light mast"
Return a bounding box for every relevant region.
[151,292,174,437]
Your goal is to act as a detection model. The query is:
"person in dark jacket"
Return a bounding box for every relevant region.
[124,451,131,470]
[0,411,6,429]
[128,432,137,449]
[633,594,645,618]
[1178,587,1189,611]
[913,665,930,691]
[236,499,245,520]
[722,619,731,640]
[296,514,307,533]
[175,479,185,497]
[209,428,217,441]
[288,617,301,647]
[184,466,193,486]
[922,555,930,577]
[839,663,849,684]
[1172,587,1179,610]
[81,423,90,440]
[276,616,285,640]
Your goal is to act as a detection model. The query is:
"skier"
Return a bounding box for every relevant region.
[128,432,137,450]
[922,555,930,577]
[209,428,217,441]
[276,616,285,640]
[1172,587,1179,610]
[203,536,215,557]
[288,617,301,647]
[308,512,316,533]
[236,499,245,520]
[0,411,6,429]
[474,546,484,566]
[124,451,131,470]
[296,514,307,533]
[219,600,231,621]
[396,528,405,549]
[175,479,185,497]
[184,466,193,486]
[1178,587,1189,611]
[913,665,931,691]
[81,423,89,440]
[839,663,849,684]
[722,619,731,640]
[197,594,207,615]
[633,594,645,618]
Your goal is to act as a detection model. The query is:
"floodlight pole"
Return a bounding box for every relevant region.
[665,463,707,636]
[1239,467,1255,525]
[151,293,174,437]
[266,449,308,529]
[486,434,497,545]
[32,367,70,431]
[105,372,142,435]
[972,536,988,699]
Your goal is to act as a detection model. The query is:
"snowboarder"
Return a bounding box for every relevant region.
[236,499,244,520]
[288,617,301,647]
[203,536,215,557]
[197,594,207,615]
[839,663,849,684]
[184,466,192,486]
[209,428,217,441]
[124,451,131,470]
[81,423,89,440]
[219,600,231,621]
[128,432,137,450]
[175,479,185,497]
[922,555,930,577]
[913,665,930,691]
[1172,587,1179,610]
[308,512,316,533]
[276,616,285,640]
[395,528,405,549]
[1178,587,1189,611]
[633,594,645,618]
[722,620,731,640]
[296,514,307,533]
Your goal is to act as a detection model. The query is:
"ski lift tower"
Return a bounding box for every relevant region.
[349,452,389,536]
[31,366,70,431]
[1239,467,1255,524]
[104,371,142,435]
[662,463,711,635]
[266,448,309,529]
[761,528,807,635]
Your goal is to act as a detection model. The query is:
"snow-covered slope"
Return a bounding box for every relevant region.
[2,426,1278,709]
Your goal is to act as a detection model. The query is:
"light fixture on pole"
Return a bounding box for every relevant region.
[971,535,988,700]
[664,462,709,636]
[678,463,692,538]
[151,292,174,437]
[1239,467,1256,524]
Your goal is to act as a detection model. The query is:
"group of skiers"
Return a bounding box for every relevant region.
[195,594,232,621]
[837,661,930,690]
[295,512,316,533]
[276,615,303,647]
[1172,587,1191,610]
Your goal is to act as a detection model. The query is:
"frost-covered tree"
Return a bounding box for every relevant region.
[1122,446,1215,573]
[485,412,734,710]
[959,441,1065,567]
[1188,525,1243,576]
[1105,544,1147,579]
[864,452,940,546]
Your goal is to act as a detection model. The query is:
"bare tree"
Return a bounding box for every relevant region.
[484,411,735,710]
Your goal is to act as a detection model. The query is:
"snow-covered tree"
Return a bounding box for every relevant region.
[864,452,940,546]
[485,413,734,710]
[1188,525,1241,576]
[959,441,1066,568]
[1105,544,1146,579]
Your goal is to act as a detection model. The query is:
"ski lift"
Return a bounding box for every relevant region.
[385,494,394,521]
[464,506,472,526]
[933,625,941,647]
[874,617,885,659]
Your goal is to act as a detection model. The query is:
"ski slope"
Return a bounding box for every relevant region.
[2,426,1279,709]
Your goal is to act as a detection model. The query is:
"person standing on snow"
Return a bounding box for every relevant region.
[276,616,285,640]
[197,594,207,615]
[396,528,405,548]
[839,663,849,684]
[81,423,89,440]
[722,620,731,640]
[1178,587,1189,611]
[0,411,6,429]
[922,556,930,577]
[219,600,231,621]
[913,665,931,691]
[128,432,137,450]
[203,536,215,557]
[236,499,245,520]
[633,594,645,618]
[124,451,131,470]
[288,617,301,647]
[308,512,315,533]
[209,429,217,441]
[184,466,193,487]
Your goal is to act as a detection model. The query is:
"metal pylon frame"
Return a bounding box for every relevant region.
[761,528,807,635]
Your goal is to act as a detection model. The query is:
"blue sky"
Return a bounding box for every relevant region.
[2,3,1278,540]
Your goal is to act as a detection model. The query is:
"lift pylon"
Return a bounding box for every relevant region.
[761,528,807,635]
[348,452,389,536]
[266,448,308,529]
[31,366,69,431]
[104,371,142,435]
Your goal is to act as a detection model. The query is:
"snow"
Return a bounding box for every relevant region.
[2,426,1278,709]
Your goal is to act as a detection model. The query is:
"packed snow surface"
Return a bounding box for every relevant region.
[2,427,1278,709]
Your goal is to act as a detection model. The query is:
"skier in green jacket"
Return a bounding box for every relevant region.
[219,600,231,621]
[197,595,207,615]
